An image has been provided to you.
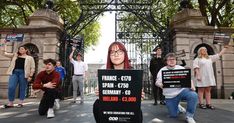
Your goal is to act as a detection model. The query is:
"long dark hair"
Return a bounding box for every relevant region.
[17,45,29,56]
[106,42,130,69]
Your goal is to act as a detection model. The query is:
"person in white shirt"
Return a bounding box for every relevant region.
[193,46,229,109]
[69,47,88,104]
[156,53,198,123]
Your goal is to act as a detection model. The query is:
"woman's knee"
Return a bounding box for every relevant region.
[204,87,211,93]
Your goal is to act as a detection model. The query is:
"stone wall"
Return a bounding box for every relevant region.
[171,8,234,98]
[0,9,63,98]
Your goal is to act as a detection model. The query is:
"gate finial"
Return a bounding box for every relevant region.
[45,0,54,9]
[179,0,193,10]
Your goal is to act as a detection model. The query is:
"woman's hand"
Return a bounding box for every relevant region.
[191,86,196,91]
[141,90,145,100]
[27,77,32,82]
[72,46,76,51]
[95,88,99,96]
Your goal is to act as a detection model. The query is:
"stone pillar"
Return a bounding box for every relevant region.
[0,9,64,98]
[170,8,234,98]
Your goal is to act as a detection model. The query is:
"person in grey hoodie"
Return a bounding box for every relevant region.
[156,53,198,123]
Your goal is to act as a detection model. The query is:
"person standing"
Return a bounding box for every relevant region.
[193,46,229,110]
[69,47,88,104]
[156,53,198,123]
[93,41,143,123]
[54,60,66,109]
[149,46,165,105]
[0,44,35,108]
[32,59,60,118]
[55,60,66,85]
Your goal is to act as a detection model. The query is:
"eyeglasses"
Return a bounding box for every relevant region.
[167,58,176,61]
[110,50,124,56]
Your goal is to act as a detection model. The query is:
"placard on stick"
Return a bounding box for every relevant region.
[213,33,231,45]
[5,34,24,42]
[175,50,186,58]
[162,69,191,88]
[98,69,143,123]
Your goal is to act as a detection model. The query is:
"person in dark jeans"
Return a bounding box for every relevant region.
[0,45,35,108]
[33,59,60,118]
[150,46,166,105]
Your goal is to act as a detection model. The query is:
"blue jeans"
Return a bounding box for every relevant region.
[8,69,27,101]
[165,88,198,118]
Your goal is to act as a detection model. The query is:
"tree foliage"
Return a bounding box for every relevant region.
[0,0,100,50]
[159,0,234,27]
[118,0,233,34]
[196,0,234,27]
[115,0,233,54]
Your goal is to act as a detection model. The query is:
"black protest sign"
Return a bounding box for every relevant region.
[175,50,186,58]
[5,34,24,42]
[162,69,191,88]
[213,33,230,45]
[98,69,143,123]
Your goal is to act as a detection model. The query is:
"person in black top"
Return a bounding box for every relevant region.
[93,41,143,123]
[0,45,35,108]
[150,46,166,105]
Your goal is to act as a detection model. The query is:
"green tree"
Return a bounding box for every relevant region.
[118,0,233,33]
[116,0,233,54]
[0,0,100,50]
[196,0,234,27]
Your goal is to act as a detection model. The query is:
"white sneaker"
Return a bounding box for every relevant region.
[54,99,60,110]
[47,108,55,118]
[178,104,186,114]
[152,118,164,123]
[186,117,196,123]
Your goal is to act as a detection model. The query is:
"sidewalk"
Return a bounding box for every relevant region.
[1,96,234,111]
[0,95,234,123]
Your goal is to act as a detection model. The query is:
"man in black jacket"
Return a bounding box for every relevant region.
[150,46,165,105]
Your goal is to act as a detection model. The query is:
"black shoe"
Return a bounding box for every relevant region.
[159,101,166,105]
[198,104,207,109]
[3,104,14,108]
[153,102,158,105]
[16,104,23,108]
[70,101,76,104]
[206,104,215,110]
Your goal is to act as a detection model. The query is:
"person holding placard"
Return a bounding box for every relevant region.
[156,53,198,123]
[93,41,143,123]
[193,45,229,110]
[0,43,35,108]
[69,47,88,104]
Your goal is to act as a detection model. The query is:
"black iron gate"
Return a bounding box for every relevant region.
[58,0,173,98]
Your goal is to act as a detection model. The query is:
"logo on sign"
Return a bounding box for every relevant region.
[109,117,118,121]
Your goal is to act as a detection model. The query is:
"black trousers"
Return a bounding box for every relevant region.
[56,79,64,100]
[38,89,58,115]
[93,99,143,123]
[152,77,164,103]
